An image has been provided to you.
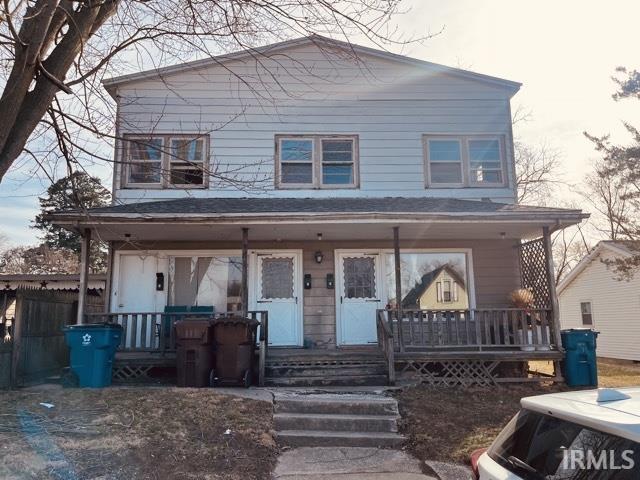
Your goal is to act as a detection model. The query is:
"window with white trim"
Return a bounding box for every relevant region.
[276,135,358,188]
[425,135,506,187]
[124,135,207,187]
[580,301,593,326]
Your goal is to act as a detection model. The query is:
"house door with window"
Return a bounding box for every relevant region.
[336,252,381,345]
[251,252,303,347]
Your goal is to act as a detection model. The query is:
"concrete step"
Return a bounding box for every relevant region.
[274,394,399,416]
[265,364,387,378]
[276,429,405,448]
[274,412,399,433]
[265,374,389,387]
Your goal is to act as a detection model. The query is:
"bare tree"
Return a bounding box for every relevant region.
[511,104,563,205]
[581,159,633,241]
[552,224,591,285]
[514,141,562,205]
[0,0,417,184]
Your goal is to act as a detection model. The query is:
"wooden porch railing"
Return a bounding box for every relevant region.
[376,308,556,353]
[376,310,395,385]
[85,310,269,386]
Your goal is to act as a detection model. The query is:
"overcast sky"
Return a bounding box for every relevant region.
[1,0,639,246]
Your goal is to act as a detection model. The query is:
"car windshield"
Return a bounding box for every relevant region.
[488,409,639,480]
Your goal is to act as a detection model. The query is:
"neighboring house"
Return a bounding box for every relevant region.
[558,241,640,362]
[401,265,468,310]
[48,35,587,386]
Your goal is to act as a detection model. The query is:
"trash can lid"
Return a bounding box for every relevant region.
[64,322,123,329]
[211,316,260,327]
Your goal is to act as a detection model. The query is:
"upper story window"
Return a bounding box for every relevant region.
[124,135,207,188]
[424,135,506,188]
[276,135,358,189]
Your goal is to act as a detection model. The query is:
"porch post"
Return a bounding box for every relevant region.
[542,226,563,350]
[241,227,249,316]
[76,228,91,325]
[393,226,403,351]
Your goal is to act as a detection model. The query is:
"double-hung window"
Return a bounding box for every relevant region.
[580,301,593,325]
[127,137,163,185]
[425,135,506,187]
[276,135,358,188]
[124,134,207,188]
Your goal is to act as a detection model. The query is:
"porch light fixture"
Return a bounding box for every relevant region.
[314,251,324,264]
[317,232,323,241]
[500,232,506,239]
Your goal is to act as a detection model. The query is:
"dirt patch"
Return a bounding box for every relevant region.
[395,382,566,465]
[395,358,640,466]
[0,386,277,479]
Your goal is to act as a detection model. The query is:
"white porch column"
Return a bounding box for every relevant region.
[542,226,563,350]
[76,228,91,324]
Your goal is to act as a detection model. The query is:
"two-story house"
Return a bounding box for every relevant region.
[50,35,587,386]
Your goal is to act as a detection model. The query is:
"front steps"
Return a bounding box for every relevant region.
[274,393,405,448]
[265,350,389,387]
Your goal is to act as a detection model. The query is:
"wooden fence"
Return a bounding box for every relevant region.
[3,288,103,388]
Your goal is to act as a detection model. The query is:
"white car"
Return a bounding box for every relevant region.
[472,388,640,480]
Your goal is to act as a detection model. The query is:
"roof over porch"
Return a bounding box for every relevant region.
[46,197,588,241]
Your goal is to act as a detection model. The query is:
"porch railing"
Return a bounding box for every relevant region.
[85,310,269,385]
[376,310,395,385]
[376,308,556,353]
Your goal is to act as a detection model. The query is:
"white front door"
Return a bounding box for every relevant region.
[114,254,160,312]
[252,252,302,347]
[336,252,381,345]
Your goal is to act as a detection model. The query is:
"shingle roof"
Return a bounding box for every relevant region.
[401,265,467,308]
[66,197,582,217]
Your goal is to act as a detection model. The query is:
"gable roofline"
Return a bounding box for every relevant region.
[401,265,466,307]
[102,34,522,96]
[557,241,634,294]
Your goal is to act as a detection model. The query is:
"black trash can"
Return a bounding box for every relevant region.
[210,316,259,388]
[174,318,214,388]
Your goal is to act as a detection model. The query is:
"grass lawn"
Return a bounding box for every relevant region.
[0,386,277,480]
[395,358,640,465]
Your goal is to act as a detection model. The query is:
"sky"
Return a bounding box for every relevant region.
[1,0,639,246]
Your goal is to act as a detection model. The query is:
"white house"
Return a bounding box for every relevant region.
[48,35,587,386]
[558,241,640,362]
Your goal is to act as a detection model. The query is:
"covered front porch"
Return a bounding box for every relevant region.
[48,197,585,386]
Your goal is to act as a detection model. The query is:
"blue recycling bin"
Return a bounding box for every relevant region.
[561,328,599,387]
[63,323,122,387]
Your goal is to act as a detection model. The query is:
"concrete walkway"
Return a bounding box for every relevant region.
[273,447,436,480]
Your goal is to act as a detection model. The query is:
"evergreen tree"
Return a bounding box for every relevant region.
[33,172,111,272]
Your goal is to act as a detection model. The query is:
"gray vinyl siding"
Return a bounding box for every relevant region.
[115,238,521,349]
[559,250,640,361]
[112,43,517,203]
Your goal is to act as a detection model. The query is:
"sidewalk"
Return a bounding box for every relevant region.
[273,447,435,480]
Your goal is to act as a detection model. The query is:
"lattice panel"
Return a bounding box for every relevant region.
[400,360,500,387]
[518,238,551,309]
[113,365,153,382]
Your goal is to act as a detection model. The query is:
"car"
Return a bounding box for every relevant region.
[471,388,640,479]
